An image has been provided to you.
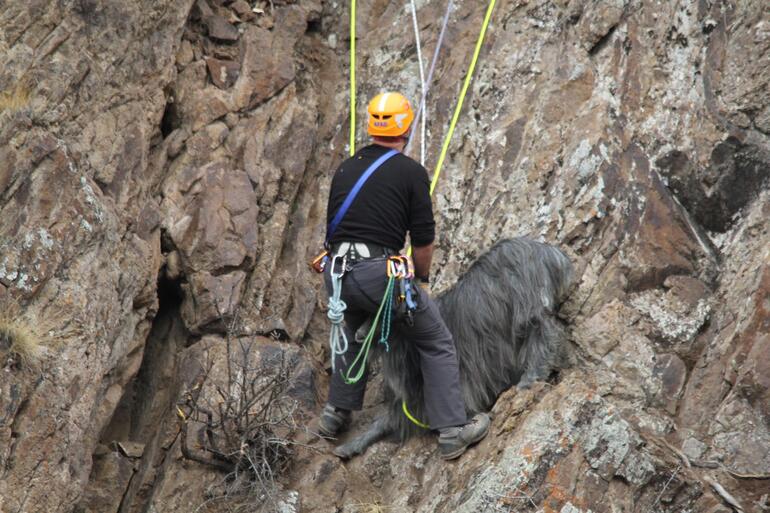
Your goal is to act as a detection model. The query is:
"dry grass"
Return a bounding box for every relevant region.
[0,297,65,370]
[0,81,31,114]
[0,315,43,369]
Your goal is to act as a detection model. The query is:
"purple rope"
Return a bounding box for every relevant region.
[406,0,454,157]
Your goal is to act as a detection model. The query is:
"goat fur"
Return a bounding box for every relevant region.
[333,237,573,459]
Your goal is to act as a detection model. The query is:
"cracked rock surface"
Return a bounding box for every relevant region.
[0,0,768,512]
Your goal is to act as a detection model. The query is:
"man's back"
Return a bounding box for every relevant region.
[326,144,435,251]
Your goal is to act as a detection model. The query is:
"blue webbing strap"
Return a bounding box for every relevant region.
[326,149,399,245]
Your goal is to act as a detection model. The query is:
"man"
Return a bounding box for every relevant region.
[318,92,490,460]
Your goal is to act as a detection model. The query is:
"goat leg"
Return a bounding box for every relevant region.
[333,415,392,460]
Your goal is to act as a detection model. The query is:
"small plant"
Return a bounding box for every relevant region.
[0,315,43,369]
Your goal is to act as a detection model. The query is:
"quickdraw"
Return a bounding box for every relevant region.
[387,255,417,325]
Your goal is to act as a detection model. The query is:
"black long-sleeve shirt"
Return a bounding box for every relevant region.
[326,144,435,250]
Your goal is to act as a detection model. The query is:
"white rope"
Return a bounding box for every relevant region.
[405,0,453,162]
[408,0,427,165]
[327,258,348,373]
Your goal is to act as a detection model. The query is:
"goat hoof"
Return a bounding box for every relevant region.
[332,445,355,460]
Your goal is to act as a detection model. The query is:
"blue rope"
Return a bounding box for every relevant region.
[327,257,348,373]
[378,285,393,352]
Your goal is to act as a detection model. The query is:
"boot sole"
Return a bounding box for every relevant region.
[440,427,489,460]
[318,418,351,438]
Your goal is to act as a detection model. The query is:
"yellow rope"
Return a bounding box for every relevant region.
[349,0,357,156]
[402,400,430,429]
[407,0,497,261]
[430,0,497,195]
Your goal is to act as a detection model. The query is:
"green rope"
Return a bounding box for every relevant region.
[378,283,393,352]
[342,275,396,384]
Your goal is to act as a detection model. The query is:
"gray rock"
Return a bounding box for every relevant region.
[204,14,239,42]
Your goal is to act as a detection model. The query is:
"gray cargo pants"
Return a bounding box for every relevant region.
[324,257,467,430]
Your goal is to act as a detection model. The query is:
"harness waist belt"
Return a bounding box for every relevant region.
[331,242,397,261]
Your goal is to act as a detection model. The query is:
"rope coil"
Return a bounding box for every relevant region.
[328,257,349,372]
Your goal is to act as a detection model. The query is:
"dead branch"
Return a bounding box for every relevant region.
[706,477,745,513]
[650,465,682,512]
[178,303,301,510]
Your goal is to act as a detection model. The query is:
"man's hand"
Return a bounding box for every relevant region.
[412,243,434,282]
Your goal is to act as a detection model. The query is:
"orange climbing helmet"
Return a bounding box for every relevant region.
[367,92,415,137]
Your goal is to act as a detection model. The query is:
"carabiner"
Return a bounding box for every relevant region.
[330,254,347,280]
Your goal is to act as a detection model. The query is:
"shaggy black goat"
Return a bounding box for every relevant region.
[333,237,573,459]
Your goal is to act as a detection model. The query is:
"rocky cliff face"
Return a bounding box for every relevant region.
[0,0,768,512]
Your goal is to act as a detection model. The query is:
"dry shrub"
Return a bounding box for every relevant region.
[178,314,306,513]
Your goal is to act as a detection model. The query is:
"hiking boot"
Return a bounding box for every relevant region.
[438,413,491,460]
[318,404,351,438]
